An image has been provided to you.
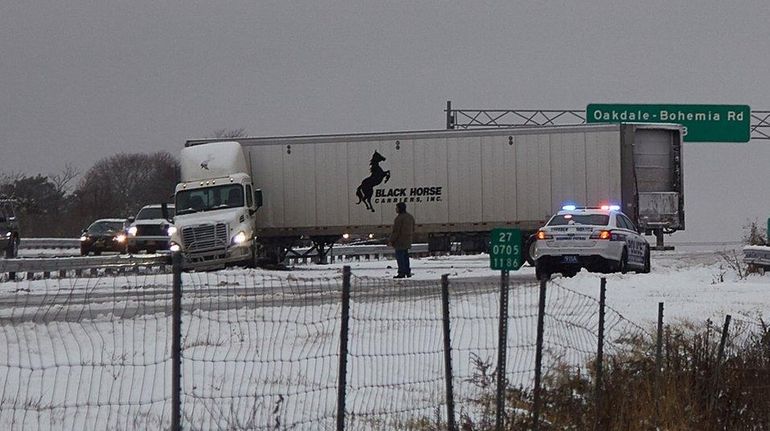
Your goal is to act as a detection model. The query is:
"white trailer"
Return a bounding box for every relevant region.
[173,123,683,268]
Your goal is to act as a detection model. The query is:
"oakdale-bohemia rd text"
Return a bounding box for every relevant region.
[591,109,745,122]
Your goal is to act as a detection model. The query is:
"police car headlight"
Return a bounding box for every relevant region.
[128,226,138,236]
[232,231,247,245]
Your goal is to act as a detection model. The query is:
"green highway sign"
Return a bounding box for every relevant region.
[489,228,522,271]
[586,103,751,142]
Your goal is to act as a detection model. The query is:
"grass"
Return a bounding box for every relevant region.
[452,319,770,431]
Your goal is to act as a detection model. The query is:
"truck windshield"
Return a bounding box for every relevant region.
[176,185,245,215]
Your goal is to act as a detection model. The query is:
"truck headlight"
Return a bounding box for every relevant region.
[128,226,138,236]
[169,242,181,252]
[167,226,177,236]
[115,234,127,243]
[232,231,247,245]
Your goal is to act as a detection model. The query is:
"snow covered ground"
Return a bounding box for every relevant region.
[0,245,767,430]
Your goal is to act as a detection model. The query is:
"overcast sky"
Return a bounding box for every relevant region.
[2,1,769,241]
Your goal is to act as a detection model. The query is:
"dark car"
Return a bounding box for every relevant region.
[0,199,21,258]
[80,219,129,256]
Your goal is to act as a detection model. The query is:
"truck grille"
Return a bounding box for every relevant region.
[136,225,167,237]
[182,223,228,252]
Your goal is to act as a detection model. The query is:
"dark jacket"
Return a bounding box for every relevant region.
[390,211,415,250]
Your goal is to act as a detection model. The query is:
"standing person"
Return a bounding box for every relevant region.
[389,202,415,278]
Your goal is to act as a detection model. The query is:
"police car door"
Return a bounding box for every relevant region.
[618,214,643,267]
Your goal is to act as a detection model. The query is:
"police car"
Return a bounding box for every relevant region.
[533,205,651,280]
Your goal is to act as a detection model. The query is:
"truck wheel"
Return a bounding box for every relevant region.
[245,244,258,269]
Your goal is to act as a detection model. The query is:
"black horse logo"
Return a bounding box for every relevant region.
[355,151,391,212]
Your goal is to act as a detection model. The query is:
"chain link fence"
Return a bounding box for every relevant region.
[1,257,769,430]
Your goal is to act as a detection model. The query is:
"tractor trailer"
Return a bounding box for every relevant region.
[170,123,684,269]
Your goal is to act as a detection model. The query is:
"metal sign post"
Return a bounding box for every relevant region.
[489,228,522,429]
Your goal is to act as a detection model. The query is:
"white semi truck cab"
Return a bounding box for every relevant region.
[169,141,261,269]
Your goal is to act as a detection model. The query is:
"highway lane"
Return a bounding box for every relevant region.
[0,270,538,323]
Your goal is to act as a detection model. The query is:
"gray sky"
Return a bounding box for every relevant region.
[2,1,769,241]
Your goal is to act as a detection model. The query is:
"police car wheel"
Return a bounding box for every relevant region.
[535,261,551,281]
[619,249,628,274]
[641,247,651,274]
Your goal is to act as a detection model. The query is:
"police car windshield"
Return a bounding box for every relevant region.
[548,214,609,226]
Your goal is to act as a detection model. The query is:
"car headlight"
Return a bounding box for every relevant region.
[80,235,88,242]
[128,226,138,236]
[115,234,126,243]
[5,232,11,238]
[167,226,177,236]
[169,242,181,252]
[232,231,247,245]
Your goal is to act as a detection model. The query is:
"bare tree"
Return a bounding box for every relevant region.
[50,163,80,196]
[209,128,247,139]
[73,152,180,224]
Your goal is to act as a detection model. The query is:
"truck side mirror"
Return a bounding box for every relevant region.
[254,189,263,209]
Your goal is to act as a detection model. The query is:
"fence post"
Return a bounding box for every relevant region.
[594,278,606,431]
[532,278,547,431]
[710,314,732,413]
[496,270,510,430]
[441,274,457,431]
[336,266,352,431]
[171,252,182,431]
[654,302,664,430]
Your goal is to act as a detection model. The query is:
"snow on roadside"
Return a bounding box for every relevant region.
[1,245,768,429]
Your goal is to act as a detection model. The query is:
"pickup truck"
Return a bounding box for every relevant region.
[127,204,175,254]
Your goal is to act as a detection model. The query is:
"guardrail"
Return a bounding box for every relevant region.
[0,254,170,281]
[20,238,81,249]
[743,245,770,269]
[287,243,437,264]
[5,242,446,278]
